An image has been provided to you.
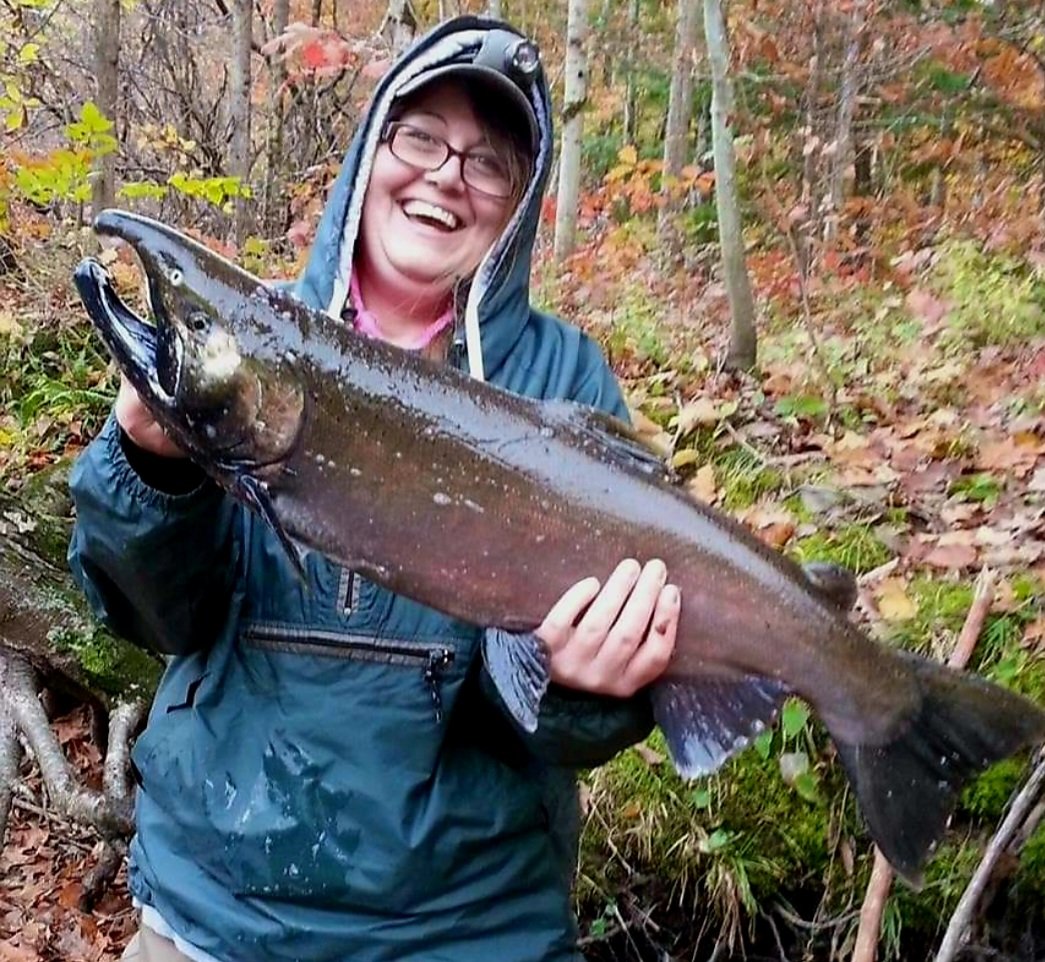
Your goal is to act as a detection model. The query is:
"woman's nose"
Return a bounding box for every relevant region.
[424,153,467,192]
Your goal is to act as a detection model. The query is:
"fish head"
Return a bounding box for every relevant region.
[74,210,306,477]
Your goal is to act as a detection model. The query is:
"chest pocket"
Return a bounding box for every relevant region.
[241,620,457,722]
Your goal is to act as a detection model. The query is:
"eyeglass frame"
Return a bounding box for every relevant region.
[379,121,515,199]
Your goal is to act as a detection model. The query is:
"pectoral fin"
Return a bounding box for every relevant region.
[653,675,789,778]
[482,628,551,733]
[235,474,307,581]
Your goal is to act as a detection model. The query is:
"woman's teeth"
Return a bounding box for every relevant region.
[402,200,460,230]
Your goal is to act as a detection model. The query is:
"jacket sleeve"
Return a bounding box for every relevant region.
[67,413,238,656]
[480,331,658,768]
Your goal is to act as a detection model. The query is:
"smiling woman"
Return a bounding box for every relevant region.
[353,77,532,349]
[68,16,682,962]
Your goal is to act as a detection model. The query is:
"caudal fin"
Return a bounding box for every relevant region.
[834,653,1045,887]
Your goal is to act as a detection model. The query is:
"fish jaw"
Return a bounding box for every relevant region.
[73,257,175,417]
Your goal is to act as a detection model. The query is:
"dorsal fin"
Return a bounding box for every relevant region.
[540,400,673,483]
[803,561,858,610]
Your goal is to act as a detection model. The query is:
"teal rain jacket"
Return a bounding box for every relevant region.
[69,16,653,962]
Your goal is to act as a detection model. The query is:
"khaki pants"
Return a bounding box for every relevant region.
[121,925,196,962]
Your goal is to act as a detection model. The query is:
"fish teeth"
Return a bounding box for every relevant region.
[402,200,460,230]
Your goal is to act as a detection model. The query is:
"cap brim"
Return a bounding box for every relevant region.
[395,65,539,152]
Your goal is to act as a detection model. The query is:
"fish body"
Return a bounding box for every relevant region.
[74,210,1045,884]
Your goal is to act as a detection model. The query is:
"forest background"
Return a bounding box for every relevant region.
[0,0,1043,960]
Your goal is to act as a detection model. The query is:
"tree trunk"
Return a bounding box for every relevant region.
[622,0,640,144]
[658,0,702,248]
[486,0,503,17]
[554,0,589,263]
[703,0,757,370]
[261,0,290,236]
[380,0,418,58]
[800,0,826,225]
[825,0,869,241]
[90,0,120,215]
[228,0,254,246]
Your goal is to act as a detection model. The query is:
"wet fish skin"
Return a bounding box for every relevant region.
[74,210,1045,886]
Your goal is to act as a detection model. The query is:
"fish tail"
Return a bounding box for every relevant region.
[833,652,1045,887]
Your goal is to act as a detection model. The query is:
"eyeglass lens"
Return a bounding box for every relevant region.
[388,125,512,198]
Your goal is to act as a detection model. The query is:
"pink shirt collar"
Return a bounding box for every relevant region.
[349,272,454,350]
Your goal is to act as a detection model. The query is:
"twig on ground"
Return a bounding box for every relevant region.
[934,747,1045,962]
[0,650,133,837]
[851,567,997,962]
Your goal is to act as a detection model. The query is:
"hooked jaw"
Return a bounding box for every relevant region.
[71,257,177,409]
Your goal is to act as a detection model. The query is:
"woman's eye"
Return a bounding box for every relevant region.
[469,154,506,174]
[403,128,439,148]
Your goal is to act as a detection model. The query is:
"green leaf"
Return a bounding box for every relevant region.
[781,699,810,738]
[699,828,732,854]
[690,787,712,810]
[774,394,828,419]
[17,43,39,65]
[793,771,821,803]
[753,729,774,760]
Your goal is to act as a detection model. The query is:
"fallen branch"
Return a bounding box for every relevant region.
[934,747,1045,962]
[0,650,134,838]
[850,567,997,962]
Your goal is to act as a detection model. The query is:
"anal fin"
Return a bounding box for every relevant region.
[653,675,789,778]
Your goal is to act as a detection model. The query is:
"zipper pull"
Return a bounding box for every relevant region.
[422,648,454,723]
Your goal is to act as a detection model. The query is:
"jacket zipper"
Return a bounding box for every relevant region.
[242,625,455,723]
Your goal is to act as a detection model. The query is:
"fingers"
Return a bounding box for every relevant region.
[537,576,602,652]
[619,583,680,691]
[543,559,681,696]
[114,377,187,458]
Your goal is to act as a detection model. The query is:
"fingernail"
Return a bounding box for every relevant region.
[665,585,680,605]
[649,559,667,582]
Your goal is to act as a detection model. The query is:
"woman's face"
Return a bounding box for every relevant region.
[356,82,515,302]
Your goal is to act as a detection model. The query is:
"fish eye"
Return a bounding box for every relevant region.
[187,311,210,333]
[169,268,184,287]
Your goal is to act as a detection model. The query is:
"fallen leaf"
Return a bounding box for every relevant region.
[923,542,978,569]
[687,464,717,504]
[876,577,918,621]
[674,397,720,433]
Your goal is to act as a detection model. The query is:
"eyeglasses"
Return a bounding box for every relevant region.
[382,122,513,199]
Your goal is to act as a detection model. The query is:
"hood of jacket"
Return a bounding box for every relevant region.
[294,16,553,382]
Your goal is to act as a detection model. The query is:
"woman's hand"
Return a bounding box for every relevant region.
[536,559,680,698]
[114,377,187,458]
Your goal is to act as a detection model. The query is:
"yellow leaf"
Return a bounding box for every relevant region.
[618,144,638,165]
[671,448,700,469]
[876,577,917,621]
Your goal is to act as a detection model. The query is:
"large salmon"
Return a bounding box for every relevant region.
[74,210,1045,885]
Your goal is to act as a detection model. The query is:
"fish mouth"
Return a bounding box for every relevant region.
[73,257,179,407]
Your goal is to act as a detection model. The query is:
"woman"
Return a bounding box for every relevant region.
[70,17,680,962]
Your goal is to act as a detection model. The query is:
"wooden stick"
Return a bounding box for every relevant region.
[850,568,996,962]
[934,748,1045,962]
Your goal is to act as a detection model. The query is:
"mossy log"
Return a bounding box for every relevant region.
[0,460,162,706]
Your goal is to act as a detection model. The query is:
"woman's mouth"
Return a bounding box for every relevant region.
[401,199,462,232]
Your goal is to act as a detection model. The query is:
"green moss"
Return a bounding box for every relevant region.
[792,525,892,575]
[47,622,161,699]
[960,756,1025,821]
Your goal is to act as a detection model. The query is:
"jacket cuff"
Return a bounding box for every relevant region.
[100,414,213,503]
